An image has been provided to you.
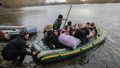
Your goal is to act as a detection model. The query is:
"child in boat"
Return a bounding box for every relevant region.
[89,23,97,37]
[48,29,67,49]
[43,24,53,45]
[85,22,93,38]
[64,21,76,31]
[63,26,72,35]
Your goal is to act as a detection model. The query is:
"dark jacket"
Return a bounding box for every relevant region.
[2,36,33,57]
[53,19,62,29]
[74,29,88,44]
[89,27,97,37]
[81,27,90,36]
[43,30,53,44]
[48,33,66,49]
[43,29,61,45]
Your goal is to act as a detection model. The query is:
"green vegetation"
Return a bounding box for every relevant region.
[1,0,45,8]
[1,0,120,8]
[66,0,120,4]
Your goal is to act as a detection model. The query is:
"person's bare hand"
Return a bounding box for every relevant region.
[4,34,10,40]
[53,45,56,48]
[29,45,33,49]
[72,31,75,35]
[33,51,38,55]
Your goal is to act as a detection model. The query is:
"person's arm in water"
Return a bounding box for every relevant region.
[0,30,10,40]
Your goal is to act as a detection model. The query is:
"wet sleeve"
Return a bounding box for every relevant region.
[0,30,5,36]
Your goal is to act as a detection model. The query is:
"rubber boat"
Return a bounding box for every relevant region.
[0,26,37,39]
[31,27,106,63]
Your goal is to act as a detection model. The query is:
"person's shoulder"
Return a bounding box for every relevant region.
[11,36,24,44]
[94,26,97,29]
[55,19,58,21]
[47,30,53,34]
[50,33,54,37]
[89,28,92,30]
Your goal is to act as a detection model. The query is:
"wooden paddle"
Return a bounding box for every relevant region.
[63,5,72,29]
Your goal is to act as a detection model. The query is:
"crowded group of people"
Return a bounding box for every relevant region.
[0,1,97,67]
[43,14,97,49]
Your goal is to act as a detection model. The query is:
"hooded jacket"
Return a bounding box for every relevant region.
[48,30,66,49]
[81,27,90,36]
[2,36,33,57]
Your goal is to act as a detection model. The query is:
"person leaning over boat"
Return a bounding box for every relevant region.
[73,23,88,44]
[0,1,10,40]
[80,23,90,36]
[2,30,38,67]
[53,14,67,29]
[89,23,97,37]
[48,29,67,49]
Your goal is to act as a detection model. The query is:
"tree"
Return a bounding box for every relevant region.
[66,0,81,4]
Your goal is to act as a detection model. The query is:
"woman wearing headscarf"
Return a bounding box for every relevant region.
[48,29,66,49]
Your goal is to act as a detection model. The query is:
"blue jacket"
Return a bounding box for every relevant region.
[43,30,53,44]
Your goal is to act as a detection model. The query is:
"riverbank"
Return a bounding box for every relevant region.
[0,41,10,68]
[46,2,120,5]
[0,8,19,15]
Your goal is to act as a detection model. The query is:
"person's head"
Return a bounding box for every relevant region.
[86,22,90,28]
[66,26,70,32]
[78,23,85,29]
[58,14,63,21]
[44,24,53,31]
[68,21,72,26]
[53,29,58,36]
[20,30,29,40]
[74,26,77,29]
[91,23,95,29]
[0,1,2,9]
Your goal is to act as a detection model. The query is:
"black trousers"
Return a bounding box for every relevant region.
[3,49,27,64]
